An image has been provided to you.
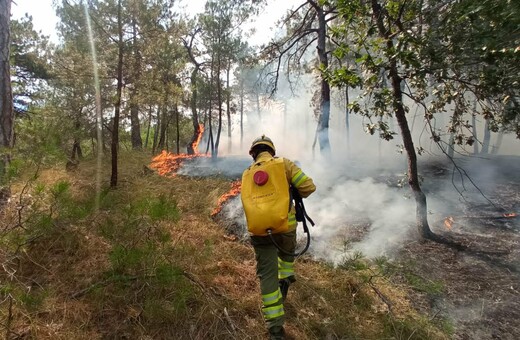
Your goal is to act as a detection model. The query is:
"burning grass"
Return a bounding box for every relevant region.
[0,150,452,339]
[211,180,241,216]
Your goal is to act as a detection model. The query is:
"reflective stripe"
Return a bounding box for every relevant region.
[291,170,307,188]
[278,258,294,279]
[262,304,285,320]
[262,289,282,306]
[288,213,297,226]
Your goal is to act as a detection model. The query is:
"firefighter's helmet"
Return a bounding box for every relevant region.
[249,135,276,156]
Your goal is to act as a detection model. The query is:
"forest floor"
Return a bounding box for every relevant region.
[395,156,520,340]
[189,153,520,339]
[2,151,518,339]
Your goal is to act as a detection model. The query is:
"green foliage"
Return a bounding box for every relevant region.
[19,289,48,312]
[10,15,52,109]
[15,111,72,166]
[328,0,520,146]
[338,250,369,271]
[382,314,444,340]
[404,272,444,295]
[109,243,156,274]
[133,195,180,222]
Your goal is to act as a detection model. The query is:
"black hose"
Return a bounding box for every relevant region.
[267,187,315,257]
[267,228,311,257]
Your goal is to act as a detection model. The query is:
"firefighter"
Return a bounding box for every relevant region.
[241,135,316,340]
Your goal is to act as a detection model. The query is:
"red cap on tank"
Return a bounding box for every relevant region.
[253,170,269,186]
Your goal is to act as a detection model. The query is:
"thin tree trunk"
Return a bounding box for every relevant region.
[313,2,331,154]
[71,120,83,160]
[187,66,200,155]
[481,119,491,154]
[345,86,350,155]
[226,63,231,153]
[0,0,13,181]
[214,45,223,158]
[110,0,123,188]
[152,106,160,155]
[256,93,261,119]
[472,114,479,154]
[240,77,244,148]
[447,132,455,159]
[175,104,180,154]
[471,100,478,154]
[491,132,503,155]
[130,18,142,150]
[144,105,153,149]
[372,0,433,239]
[184,31,201,155]
[158,93,169,151]
[207,53,215,155]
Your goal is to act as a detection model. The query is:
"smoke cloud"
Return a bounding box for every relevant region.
[186,76,519,264]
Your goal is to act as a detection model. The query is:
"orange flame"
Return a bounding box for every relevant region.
[150,150,206,177]
[503,212,517,218]
[191,123,205,153]
[444,216,454,230]
[211,181,242,216]
[150,124,207,177]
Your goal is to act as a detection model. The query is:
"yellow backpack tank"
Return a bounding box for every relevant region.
[241,158,290,236]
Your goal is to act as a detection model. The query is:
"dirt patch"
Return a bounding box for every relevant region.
[396,169,520,340]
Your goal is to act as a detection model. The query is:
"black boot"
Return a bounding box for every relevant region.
[269,326,285,340]
[279,279,290,301]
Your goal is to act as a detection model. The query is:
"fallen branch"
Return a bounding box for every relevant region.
[223,307,236,332]
[368,275,394,315]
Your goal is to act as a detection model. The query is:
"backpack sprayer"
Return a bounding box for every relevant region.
[267,186,315,257]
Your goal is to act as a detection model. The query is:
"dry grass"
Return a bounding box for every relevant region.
[0,151,450,340]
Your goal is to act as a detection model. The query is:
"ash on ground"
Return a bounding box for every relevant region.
[178,156,251,179]
[213,154,520,339]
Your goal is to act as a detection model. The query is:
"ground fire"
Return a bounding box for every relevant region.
[211,180,242,216]
[444,216,454,230]
[150,124,207,176]
[443,212,518,230]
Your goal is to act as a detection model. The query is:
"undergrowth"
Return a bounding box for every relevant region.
[0,151,452,339]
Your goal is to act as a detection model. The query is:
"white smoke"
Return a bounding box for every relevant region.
[200,75,519,264]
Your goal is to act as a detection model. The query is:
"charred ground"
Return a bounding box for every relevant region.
[398,155,520,340]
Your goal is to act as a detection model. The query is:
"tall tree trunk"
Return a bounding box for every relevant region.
[256,93,261,119]
[144,105,153,149]
[481,119,491,154]
[152,106,160,155]
[447,132,455,159]
[158,92,169,151]
[175,104,180,154]
[491,131,503,155]
[226,63,231,153]
[129,19,142,150]
[372,0,433,239]
[0,0,13,182]
[471,100,478,154]
[187,66,200,155]
[71,120,83,160]
[214,47,223,158]
[207,53,215,155]
[110,0,123,188]
[345,86,350,155]
[239,77,244,148]
[471,114,479,154]
[313,2,331,154]
[184,31,201,155]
